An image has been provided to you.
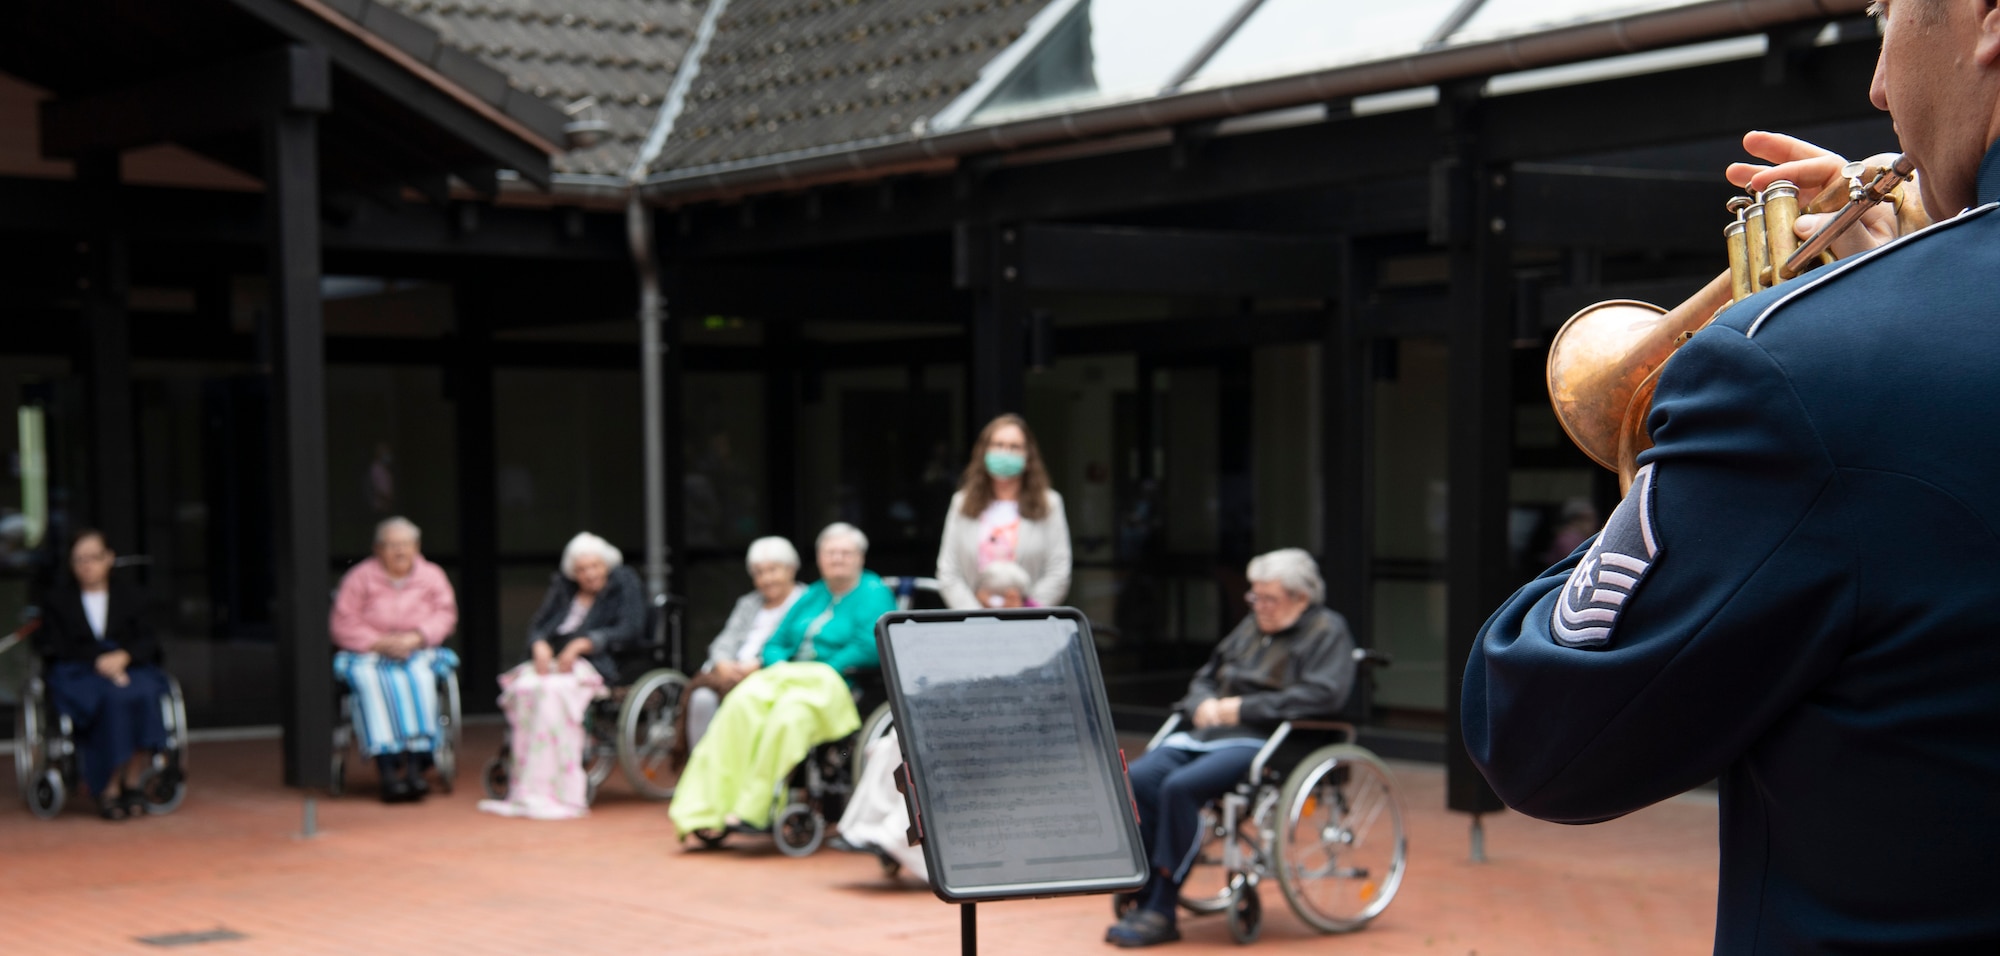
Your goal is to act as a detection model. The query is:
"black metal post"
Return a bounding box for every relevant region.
[961,902,977,956]
[1323,240,1374,697]
[451,294,500,712]
[75,150,139,553]
[1439,82,1509,822]
[264,48,332,789]
[970,224,1027,425]
[765,318,799,542]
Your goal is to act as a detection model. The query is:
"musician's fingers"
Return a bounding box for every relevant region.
[1725,162,1771,190]
[1792,205,1897,258]
[1741,130,1839,166]
[1750,156,1848,197]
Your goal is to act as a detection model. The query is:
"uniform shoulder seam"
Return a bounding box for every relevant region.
[1747,201,2000,337]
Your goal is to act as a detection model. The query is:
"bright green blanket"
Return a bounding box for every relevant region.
[669,661,860,836]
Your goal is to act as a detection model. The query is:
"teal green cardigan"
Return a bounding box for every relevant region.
[758,571,897,675]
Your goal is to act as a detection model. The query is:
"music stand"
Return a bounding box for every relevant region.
[875,608,1148,955]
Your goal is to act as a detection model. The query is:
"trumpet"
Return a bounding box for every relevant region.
[1546,154,1924,490]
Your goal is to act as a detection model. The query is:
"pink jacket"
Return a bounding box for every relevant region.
[329,556,459,653]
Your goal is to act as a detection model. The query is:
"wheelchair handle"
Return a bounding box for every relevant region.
[1354,647,1393,668]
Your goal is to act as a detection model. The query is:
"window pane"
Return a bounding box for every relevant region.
[1189,0,1464,89]
[969,0,1250,124]
[1449,0,1707,45]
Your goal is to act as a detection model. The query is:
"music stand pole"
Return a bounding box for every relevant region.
[961,902,976,956]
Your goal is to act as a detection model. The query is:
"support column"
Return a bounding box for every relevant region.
[970,223,1026,425]
[450,295,499,712]
[1439,83,1510,822]
[1322,239,1373,706]
[265,49,332,789]
[76,151,138,552]
[764,319,799,542]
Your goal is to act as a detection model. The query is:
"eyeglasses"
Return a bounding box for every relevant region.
[1244,590,1288,607]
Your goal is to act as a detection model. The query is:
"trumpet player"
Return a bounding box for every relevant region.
[1463,0,2000,951]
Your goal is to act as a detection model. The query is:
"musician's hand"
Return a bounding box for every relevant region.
[1728,131,1899,257]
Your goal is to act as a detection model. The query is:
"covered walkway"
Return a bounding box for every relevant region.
[2,731,1718,954]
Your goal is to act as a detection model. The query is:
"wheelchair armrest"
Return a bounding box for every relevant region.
[1247,719,1357,786]
[1354,647,1393,668]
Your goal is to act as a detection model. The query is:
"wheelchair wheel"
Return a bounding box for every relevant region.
[433,669,461,794]
[481,752,511,801]
[161,674,191,777]
[28,768,65,820]
[850,703,896,784]
[774,802,825,857]
[1227,885,1263,945]
[616,669,688,800]
[329,749,347,798]
[1275,744,1406,933]
[14,685,40,793]
[1180,805,1255,915]
[139,758,186,815]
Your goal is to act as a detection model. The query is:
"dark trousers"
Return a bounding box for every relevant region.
[1127,744,1258,890]
[46,662,169,797]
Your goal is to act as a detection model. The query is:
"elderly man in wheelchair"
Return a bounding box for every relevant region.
[1106,548,1404,947]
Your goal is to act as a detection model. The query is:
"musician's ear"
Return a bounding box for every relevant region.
[1977,0,2000,67]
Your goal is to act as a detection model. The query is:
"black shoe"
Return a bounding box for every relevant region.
[407,771,430,799]
[724,819,769,836]
[828,835,873,855]
[1105,910,1180,948]
[381,777,416,804]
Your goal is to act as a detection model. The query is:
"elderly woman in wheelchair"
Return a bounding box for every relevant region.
[1107,548,1403,947]
[669,522,896,845]
[478,531,646,819]
[24,529,185,821]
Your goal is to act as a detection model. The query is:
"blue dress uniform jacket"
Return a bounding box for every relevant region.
[1465,142,2000,955]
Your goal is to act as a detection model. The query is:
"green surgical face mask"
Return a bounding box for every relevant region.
[984,450,1027,479]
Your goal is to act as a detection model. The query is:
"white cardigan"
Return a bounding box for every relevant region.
[935,489,1073,610]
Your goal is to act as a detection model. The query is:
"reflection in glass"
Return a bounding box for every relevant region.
[1189,0,1463,89]
[970,0,1250,124]
[1449,0,1706,46]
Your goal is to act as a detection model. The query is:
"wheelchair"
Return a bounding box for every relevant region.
[481,593,690,804]
[328,656,464,797]
[10,624,191,820]
[1115,647,1406,942]
[694,575,936,857]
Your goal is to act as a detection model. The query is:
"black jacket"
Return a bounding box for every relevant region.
[1176,603,1356,741]
[525,564,645,682]
[32,578,159,666]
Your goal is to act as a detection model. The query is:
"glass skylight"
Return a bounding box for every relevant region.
[967,0,1253,125]
[1186,0,1466,91]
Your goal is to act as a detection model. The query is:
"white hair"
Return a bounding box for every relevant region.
[745,536,801,574]
[375,516,420,546]
[1247,548,1324,604]
[560,531,623,580]
[816,522,868,555]
[974,561,1032,596]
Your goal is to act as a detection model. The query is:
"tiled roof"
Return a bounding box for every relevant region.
[371,0,710,177]
[651,0,1055,173]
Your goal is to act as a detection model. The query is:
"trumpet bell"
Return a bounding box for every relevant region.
[1546,299,1667,476]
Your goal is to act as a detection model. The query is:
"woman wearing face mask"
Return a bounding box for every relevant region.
[934,414,1071,610]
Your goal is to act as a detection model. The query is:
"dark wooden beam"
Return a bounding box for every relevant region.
[1439,85,1509,820]
[448,300,500,714]
[40,46,330,159]
[75,151,139,551]
[264,90,334,791]
[970,223,1027,424]
[223,0,554,187]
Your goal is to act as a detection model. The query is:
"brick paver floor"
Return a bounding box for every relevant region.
[0,724,1718,955]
